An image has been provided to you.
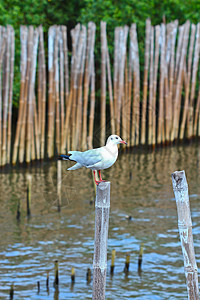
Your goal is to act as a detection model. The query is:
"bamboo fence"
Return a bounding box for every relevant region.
[0,20,200,167]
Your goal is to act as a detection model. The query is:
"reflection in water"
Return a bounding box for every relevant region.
[0,143,200,299]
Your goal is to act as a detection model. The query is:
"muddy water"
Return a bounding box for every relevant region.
[0,143,200,299]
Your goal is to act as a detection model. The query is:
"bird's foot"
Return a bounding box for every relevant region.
[100,179,107,182]
[95,180,101,186]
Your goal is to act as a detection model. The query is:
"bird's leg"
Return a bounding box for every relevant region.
[98,170,106,182]
[93,170,101,185]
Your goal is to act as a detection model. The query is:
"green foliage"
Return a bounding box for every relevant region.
[0,0,200,106]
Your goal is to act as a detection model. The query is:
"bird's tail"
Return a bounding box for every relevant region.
[58,154,71,161]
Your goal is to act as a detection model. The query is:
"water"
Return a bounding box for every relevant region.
[0,143,200,299]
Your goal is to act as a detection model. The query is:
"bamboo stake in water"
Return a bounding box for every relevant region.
[54,260,59,287]
[9,284,14,300]
[138,243,144,275]
[92,182,110,300]
[86,268,91,284]
[71,267,75,284]
[110,249,116,275]
[124,253,130,274]
[171,170,199,299]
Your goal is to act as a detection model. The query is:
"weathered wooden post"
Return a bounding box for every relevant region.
[171,170,199,300]
[92,181,110,300]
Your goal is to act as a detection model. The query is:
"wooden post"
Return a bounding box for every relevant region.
[92,182,110,300]
[171,171,199,299]
[110,249,116,275]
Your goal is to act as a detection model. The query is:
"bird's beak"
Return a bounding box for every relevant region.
[120,140,127,145]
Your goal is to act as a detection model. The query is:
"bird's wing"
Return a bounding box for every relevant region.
[68,149,102,167]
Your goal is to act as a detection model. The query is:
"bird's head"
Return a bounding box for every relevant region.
[106,135,127,146]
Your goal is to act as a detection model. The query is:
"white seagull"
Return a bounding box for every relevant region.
[58,134,127,185]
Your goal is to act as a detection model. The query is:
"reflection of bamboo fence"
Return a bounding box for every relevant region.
[1,20,200,167]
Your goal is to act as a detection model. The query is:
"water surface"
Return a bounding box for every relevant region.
[0,143,200,299]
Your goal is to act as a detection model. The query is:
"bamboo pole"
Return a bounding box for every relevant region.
[60,26,68,154]
[92,182,110,300]
[63,25,75,153]
[100,21,107,146]
[47,26,56,158]
[141,19,151,145]
[122,57,128,144]
[19,26,33,163]
[33,95,40,159]
[0,27,7,166]
[194,83,200,135]
[70,24,80,150]
[106,31,115,135]
[110,249,116,275]
[187,23,200,138]
[82,23,92,150]
[26,28,39,163]
[62,26,69,105]
[88,23,96,149]
[172,21,190,141]
[59,27,65,154]
[37,27,42,154]
[2,26,11,166]
[54,26,60,155]
[164,23,171,144]
[74,26,86,150]
[131,24,140,147]
[148,26,154,145]
[168,21,178,141]
[127,27,133,147]
[39,26,46,159]
[12,26,28,164]
[117,26,128,137]
[171,171,199,299]
[157,23,165,145]
[7,26,14,164]
[152,25,160,146]
[113,28,119,132]
[180,24,196,140]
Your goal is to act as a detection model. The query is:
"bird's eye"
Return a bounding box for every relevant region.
[111,137,113,140]
[116,137,118,139]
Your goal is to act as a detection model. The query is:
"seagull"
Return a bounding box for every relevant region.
[58,134,127,185]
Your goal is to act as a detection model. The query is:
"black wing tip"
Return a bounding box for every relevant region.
[58,154,71,161]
